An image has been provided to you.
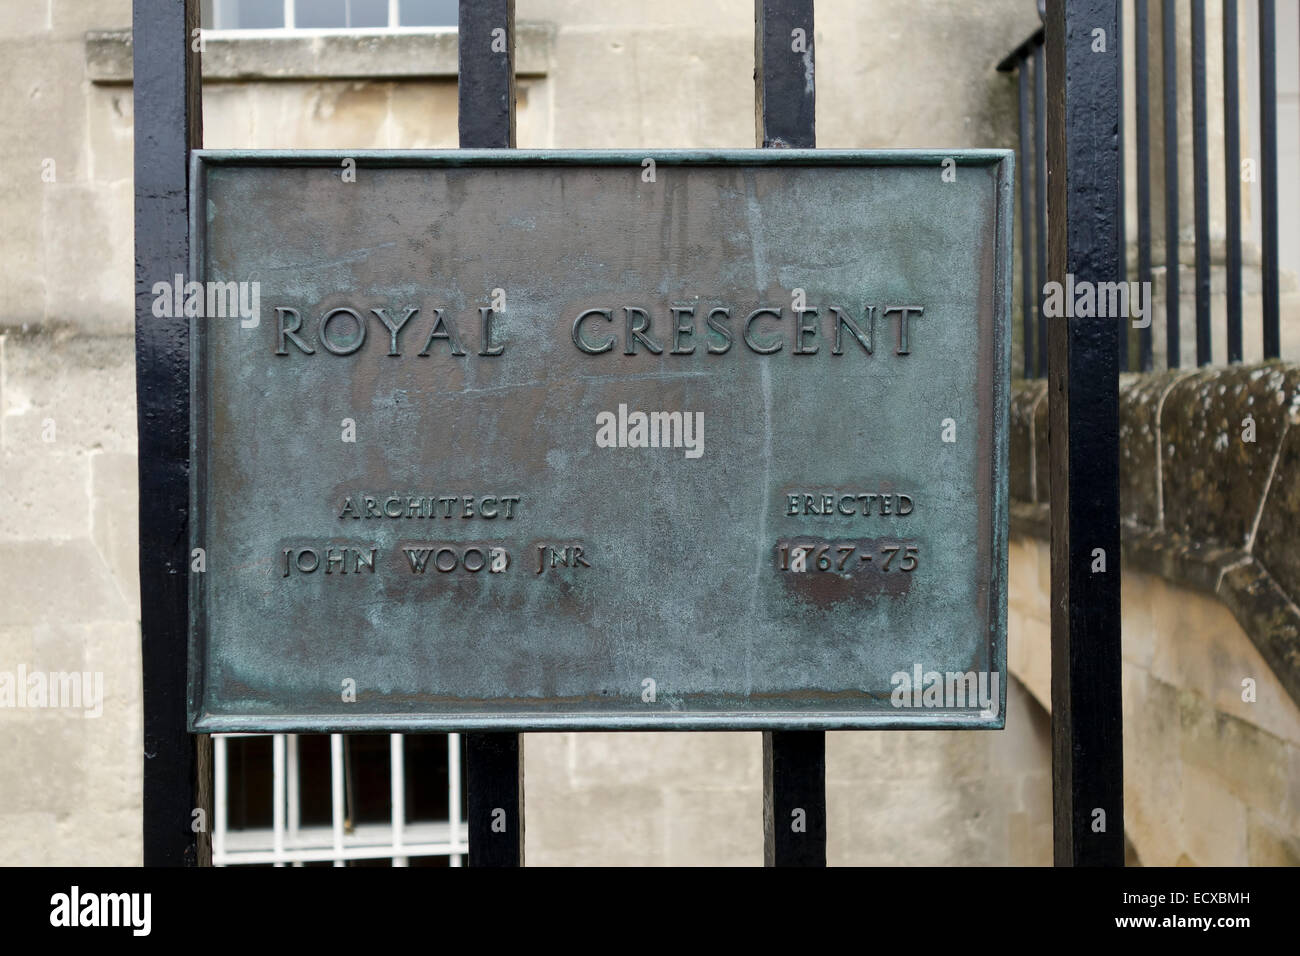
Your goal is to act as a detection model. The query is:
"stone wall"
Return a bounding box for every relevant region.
[1008,366,1300,865]
[0,332,140,864]
[0,0,1050,866]
[9,0,1296,868]
[525,680,1053,866]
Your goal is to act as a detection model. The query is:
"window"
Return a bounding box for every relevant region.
[214,732,468,866]
[201,0,459,30]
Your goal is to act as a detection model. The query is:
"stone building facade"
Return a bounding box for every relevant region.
[1,0,1296,865]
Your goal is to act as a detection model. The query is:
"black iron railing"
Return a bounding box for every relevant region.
[999,0,1286,378]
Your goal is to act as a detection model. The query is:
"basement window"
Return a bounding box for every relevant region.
[201,0,459,31]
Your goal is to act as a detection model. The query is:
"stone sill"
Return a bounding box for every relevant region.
[85,24,554,84]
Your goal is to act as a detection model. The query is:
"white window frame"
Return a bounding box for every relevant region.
[207,0,453,34]
[213,732,467,867]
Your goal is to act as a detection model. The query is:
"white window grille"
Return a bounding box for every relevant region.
[213,732,467,867]
[202,0,458,32]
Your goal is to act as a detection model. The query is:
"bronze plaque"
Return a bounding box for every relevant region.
[189,150,1011,731]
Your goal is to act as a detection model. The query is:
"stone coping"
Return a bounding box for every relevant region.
[85,24,554,84]
[1010,363,1300,709]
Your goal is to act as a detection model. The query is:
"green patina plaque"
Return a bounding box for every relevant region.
[188,149,1011,732]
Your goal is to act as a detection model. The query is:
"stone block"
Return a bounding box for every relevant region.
[1253,391,1300,604]
[387,81,460,149]
[203,80,392,150]
[567,730,759,790]
[54,808,141,865]
[90,452,141,617]
[1246,809,1300,866]
[1007,809,1052,866]
[1160,363,1300,550]
[0,540,129,627]
[78,687,142,813]
[1,333,136,455]
[663,786,761,866]
[0,813,60,865]
[1121,669,1186,866]
[1033,384,1051,504]
[1180,765,1248,866]
[0,3,51,38]
[0,39,88,184]
[0,714,87,815]
[814,0,1036,150]
[524,783,666,866]
[86,24,553,83]
[81,619,142,715]
[42,181,135,334]
[0,448,91,541]
[1120,570,1158,669]
[830,775,1006,865]
[548,27,751,149]
[52,0,132,37]
[995,675,1052,776]
[1008,379,1044,503]
[1177,688,1292,824]
[1215,559,1300,732]
[0,188,47,327]
[520,732,572,793]
[1007,536,1038,613]
[831,727,988,785]
[1118,368,1189,527]
[86,84,135,185]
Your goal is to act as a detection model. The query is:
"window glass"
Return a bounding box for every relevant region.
[294,0,346,28]
[296,0,390,28]
[215,0,286,28]
[202,0,457,30]
[346,0,389,28]
[401,0,458,27]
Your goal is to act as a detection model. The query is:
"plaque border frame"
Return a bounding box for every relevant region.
[188,148,1013,733]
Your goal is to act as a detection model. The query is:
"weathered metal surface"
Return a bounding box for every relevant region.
[188,149,1011,732]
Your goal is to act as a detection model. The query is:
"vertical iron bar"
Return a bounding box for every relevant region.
[458,0,515,148]
[464,731,524,867]
[1163,0,1181,367]
[1117,3,1129,370]
[1044,0,1125,867]
[135,0,211,867]
[756,0,825,868]
[1192,0,1211,364]
[755,0,816,148]
[1224,0,1243,362]
[1035,42,1049,378]
[1259,0,1280,358]
[763,732,827,866]
[1136,0,1154,370]
[459,0,523,867]
[330,734,345,866]
[1019,57,1035,379]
